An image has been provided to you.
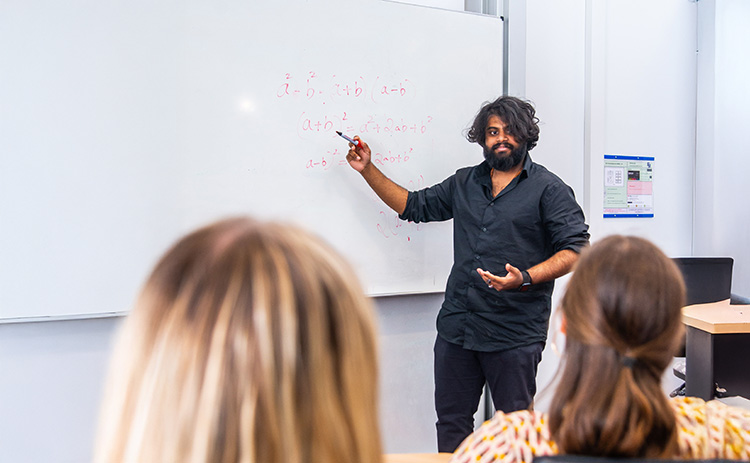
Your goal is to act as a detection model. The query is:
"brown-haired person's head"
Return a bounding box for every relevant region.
[94,217,381,463]
[466,96,540,151]
[549,235,686,458]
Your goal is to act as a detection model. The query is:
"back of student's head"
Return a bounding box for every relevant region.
[549,235,685,458]
[94,217,382,463]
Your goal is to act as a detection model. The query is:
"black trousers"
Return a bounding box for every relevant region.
[434,334,544,452]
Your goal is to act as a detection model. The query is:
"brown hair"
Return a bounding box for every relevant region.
[94,217,382,463]
[549,235,686,458]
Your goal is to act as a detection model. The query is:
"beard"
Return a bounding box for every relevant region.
[483,142,527,171]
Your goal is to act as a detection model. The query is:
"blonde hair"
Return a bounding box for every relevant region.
[94,217,382,463]
[549,235,686,458]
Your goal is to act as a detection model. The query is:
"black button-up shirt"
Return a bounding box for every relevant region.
[399,155,589,352]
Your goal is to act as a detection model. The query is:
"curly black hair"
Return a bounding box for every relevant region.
[465,96,540,151]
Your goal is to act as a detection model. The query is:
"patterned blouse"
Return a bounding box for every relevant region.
[450,396,750,463]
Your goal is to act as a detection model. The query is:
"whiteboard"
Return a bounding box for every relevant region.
[0,0,503,320]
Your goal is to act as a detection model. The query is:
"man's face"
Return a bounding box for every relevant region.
[482,115,526,171]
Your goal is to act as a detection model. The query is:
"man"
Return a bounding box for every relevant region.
[345,96,589,452]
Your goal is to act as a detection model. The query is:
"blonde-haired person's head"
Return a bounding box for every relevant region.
[549,235,686,458]
[94,217,382,463]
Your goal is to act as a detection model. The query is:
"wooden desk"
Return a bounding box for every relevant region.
[384,453,452,463]
[682,299,750,400]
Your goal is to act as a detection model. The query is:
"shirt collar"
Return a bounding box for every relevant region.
[520,152,532,177]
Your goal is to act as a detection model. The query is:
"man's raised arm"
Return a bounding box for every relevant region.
[345,136,408,215]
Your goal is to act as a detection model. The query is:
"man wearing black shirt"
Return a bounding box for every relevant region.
[345,96,590,452]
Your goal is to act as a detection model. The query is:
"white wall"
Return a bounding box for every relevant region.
[524,0,587,198]
[695,0,750,297]
[0,318,120,463]
[377,293,441,452]
[584,0,697,255]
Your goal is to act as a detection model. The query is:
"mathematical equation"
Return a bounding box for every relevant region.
[376,210,424,242]
[276,71,415,104]
[375,175,426,242]
[305,147,414,170]
[297,111,433,139]
[280,72,430,243]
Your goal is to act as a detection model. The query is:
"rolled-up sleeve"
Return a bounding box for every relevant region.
[541,182,590,254]
[399,175,456,223]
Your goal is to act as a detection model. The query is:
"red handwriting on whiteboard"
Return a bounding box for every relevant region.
[369,76,414,103]
[332,81,365,98]
[305,148,347,170]
[305,148,414,171]
[297,112,433,138]
[276,72,414,103]
[376,211,425,243]
[372,148,412,166]
[375,175,425,242]
[298,112,337,133]
[360,115,432,135]
[276,71,324,100]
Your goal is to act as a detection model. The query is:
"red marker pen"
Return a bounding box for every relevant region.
[336,131,361,147]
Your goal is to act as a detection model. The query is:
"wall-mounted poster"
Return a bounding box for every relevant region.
[603,154,654,218]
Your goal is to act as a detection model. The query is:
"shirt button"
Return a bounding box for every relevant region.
[474,255,480,260]
[482,227,487,232]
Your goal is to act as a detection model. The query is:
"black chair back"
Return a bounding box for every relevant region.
[672,257,733,305]
[534,455,736,463]
[671,257,733,357]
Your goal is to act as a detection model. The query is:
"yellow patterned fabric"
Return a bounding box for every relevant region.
[450,396,750,463]
[674,396,750,459]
